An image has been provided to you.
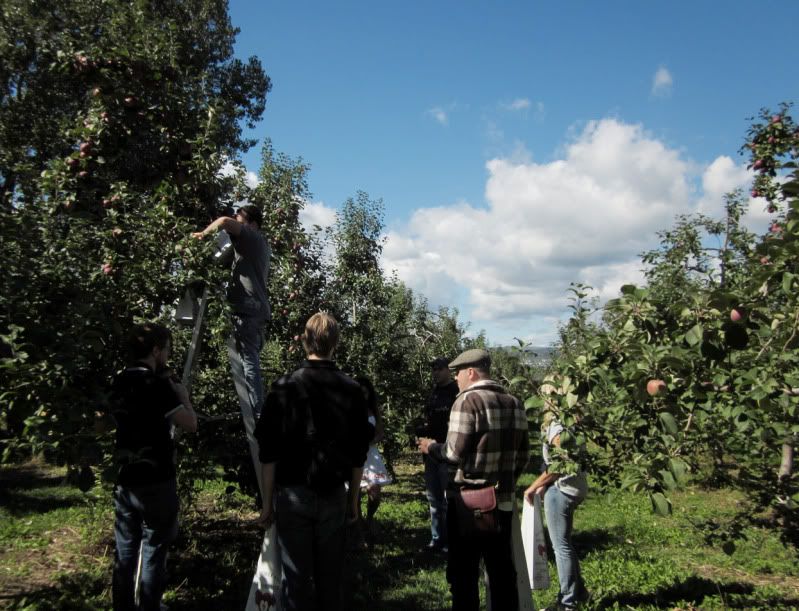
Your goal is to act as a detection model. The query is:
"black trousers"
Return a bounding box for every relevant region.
[446,503,518,611]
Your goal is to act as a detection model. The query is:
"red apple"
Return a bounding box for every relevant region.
[112,228,123,238]
[77,170,89,179]
[751,189,760,198]
[647,379,666,397]
[92,87,102,98]
[771,114,782,124]
[760,256,771,265]
[768,136,776,144]
[66,158,80,170]
[770,222,783,235]
[101,262,114,275]
[730,308,743,323]
[753,159,764,169]
[123,96,138,108]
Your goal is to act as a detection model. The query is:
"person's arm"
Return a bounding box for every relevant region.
[371,405,385,443]
[168,380,198,433]
[524,471,559,503]
[514,407,530,479]
[190,216,242,239]
[523,433,562,502]
[347,467,364,524]
[257,462,276,528]
[422,393,472,465]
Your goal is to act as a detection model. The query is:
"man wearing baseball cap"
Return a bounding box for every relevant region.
[417,357,459,552]
[417,348,529,611]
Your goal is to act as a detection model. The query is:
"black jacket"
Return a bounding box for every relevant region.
[255,359,371,490]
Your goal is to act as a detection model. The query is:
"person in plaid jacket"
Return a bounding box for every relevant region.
[418,348,529,611]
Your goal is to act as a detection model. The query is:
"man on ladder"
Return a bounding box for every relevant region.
[191,204,271,495]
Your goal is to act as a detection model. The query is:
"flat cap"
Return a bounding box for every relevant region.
[430,357,450,370]
[448,348,491,370]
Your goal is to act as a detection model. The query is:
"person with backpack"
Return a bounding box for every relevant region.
[254,313,371,611]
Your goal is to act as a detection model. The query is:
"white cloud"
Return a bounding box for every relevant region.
[502,98,531,111]
[384,118,754,345]
[426,107,449,126]
[651,66,673,96]
[299,201,336,233]
[697,156,771,232]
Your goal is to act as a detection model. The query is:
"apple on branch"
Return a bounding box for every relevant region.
[647,379,666,397]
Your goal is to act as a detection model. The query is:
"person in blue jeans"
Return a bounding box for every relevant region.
[255,313,371,610]
[524,383,589,610]
[111,323,197,611]
[417,357,458,552]
[191,204,271,495]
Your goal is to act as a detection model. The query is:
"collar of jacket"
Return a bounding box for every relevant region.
[298,359,338,370]
[457,379,506,397]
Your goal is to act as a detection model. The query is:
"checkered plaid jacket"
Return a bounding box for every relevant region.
[429,379,529,508]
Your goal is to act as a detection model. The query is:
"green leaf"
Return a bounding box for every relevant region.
[659,412,679,436]
[650,492,672,516]
[669,458,689,484]
[659,469,678,490]
[685,324,703,347]
[524,396,543,410]
[508,376,526,387]
[783,272,794,294]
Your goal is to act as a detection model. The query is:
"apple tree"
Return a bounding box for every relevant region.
[0,0,270,487]
[530,104,799,549]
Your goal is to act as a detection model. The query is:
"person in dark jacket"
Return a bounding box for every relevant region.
[255,313,370,611]
[418,357,459,552]
[111,322,197,611]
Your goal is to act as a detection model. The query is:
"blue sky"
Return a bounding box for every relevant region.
[228,1,798,345]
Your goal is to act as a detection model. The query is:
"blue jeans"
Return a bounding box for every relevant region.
[446,504,517,611]
[423,455,449,545]
[228,314,265,493]
[544,485,587,608]
[112,479,179,611]
[275,484,347,611]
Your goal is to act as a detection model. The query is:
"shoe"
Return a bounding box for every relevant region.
[423,540,448,553]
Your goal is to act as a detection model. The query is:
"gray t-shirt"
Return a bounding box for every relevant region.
[543,421,588,500]
[227,225,271,320]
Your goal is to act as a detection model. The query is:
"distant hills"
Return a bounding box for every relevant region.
[495,345,557,367]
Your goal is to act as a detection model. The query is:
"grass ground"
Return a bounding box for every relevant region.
[1,455,798,610]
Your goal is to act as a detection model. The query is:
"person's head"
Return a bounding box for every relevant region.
[126,322,172,368]
[235,204,263,229]
[354,376,377,413]
[430,357,452,387]
[301,312,339,359]
[447,348,491,391]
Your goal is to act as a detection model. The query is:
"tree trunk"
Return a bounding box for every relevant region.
[779,440,794,481]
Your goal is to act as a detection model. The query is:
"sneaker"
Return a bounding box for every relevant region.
[423,540,448,553]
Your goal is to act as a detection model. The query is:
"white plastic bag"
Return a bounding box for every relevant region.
[521,493,550,590]
[244,523,283,611]
[484,501,536,611]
